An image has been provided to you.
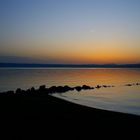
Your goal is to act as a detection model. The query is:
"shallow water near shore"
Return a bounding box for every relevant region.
[0,68,140,115]
[53,85,140,115]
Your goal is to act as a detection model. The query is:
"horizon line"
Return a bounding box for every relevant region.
[0,62,140,68]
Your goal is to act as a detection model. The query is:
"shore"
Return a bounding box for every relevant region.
[0,93,139,124]
[0,86,140,138]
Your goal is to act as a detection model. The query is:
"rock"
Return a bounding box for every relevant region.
[82,85,92,90]
[75,86,82,92]
[39,85,46,90]
[125,84,132,86]
[16,88,22,94]
[7,90,14,95]
[48,86,57,93]
[96,85,101,89]
[31,87,35,92]
[57,86,64,93]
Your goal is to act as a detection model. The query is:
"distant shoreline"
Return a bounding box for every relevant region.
[0,63,140,68]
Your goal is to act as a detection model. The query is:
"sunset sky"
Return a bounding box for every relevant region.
[1,0,140,64]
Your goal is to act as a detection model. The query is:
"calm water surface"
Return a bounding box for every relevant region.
[0,68,140,115]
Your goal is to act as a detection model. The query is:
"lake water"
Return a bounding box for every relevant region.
[0,68,140,115]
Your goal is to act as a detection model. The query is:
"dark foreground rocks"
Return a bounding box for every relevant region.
[0,84,112,96]
[0,84,140,139]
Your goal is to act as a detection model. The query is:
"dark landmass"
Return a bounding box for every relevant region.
[0,85,140,138]
[0,62,140,68]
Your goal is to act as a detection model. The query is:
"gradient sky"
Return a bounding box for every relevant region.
[1,0,140,64]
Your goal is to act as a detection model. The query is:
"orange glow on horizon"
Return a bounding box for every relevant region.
[3,37,140,64]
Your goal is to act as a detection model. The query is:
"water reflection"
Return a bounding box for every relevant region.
[0,68,140,91]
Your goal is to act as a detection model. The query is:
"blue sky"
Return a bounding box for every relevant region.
[1,0,140,64]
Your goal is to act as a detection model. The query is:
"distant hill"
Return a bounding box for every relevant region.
[0,63,140,68]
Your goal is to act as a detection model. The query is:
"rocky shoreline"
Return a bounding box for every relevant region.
[1,83,140,96]
[0,83,140,139]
